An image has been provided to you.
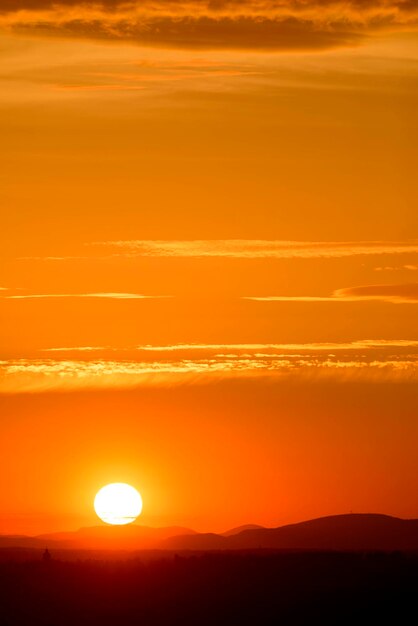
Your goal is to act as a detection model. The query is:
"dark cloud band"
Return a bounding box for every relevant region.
[1,1,417,51]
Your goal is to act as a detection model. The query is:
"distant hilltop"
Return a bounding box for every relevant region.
[163,514,418,552]
[1,514,418,553]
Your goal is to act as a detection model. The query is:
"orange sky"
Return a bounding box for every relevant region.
[0,1,417,535]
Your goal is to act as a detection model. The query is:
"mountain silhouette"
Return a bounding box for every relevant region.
[0,514,417,552]
[222,524,264,536]
[164,514,418,551]
[37,524,196,550]
[0,525,195,551]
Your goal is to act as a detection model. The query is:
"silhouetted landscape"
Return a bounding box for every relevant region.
[0,551,417,625]
[1,513,417,552]
[0,514,417,625]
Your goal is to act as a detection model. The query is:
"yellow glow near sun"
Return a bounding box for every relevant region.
[94,483,143,525]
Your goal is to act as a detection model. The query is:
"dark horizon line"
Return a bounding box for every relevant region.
[2,511,417,540]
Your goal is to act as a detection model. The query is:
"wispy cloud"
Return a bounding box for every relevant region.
[135,339,418,352]
[2,336,418,392]
[2,1,416,51]
[94,240,418,260]
[336,283,418,304]
[3,292,171,300]
[42,346,112,352]
[40,339,418,354]
[20,241,418,262]
[374,265,418,272]
[1,352,417,393]
[245,283,418,304]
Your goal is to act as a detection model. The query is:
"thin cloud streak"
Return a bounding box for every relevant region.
[96,240,418,260]
[246,283,418,304]
[375,265,418,272]
[245,296,418,303]
[39,340,418,354]
[42,346,112,352]
[134,339,418,352]
[3,292,171,300]
[336,283,418,303]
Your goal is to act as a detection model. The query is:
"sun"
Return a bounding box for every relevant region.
[94,483,143,525]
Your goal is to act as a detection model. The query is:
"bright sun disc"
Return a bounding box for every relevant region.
[94,483,143,525]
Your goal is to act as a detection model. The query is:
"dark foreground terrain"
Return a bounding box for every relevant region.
[0,551,417,626]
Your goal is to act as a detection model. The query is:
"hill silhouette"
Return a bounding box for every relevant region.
[0,514,417,552]
[38,524,196,550]
[164,514,418,552]
[0,525,195,551]
[222,524,264,536]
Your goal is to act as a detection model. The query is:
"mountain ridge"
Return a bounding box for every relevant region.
[164,513,418,551]
[1,513,417,552]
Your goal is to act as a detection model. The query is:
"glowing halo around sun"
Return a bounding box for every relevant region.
[94,483,143,525]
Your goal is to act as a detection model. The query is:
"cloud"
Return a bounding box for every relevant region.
[41,339,418,353]
[4,338,418,392]
[374,265,418,272]
[134,339,418,351]
[42,346,112,352]
[22,241,418,262]
[335,283,418,303]
[93,240,418,260]
[1,349,417,393]
[3,292,171,300]
[245,283,418,304]
[1,1,417,51]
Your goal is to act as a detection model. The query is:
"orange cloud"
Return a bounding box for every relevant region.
[335,283,418,303]
[92,239,418,259]
[2,292,170,300]
[2,337,418,393]
[1,350,417,393]
[374,265,418,271]
[1,1,417,51]
[246,283,418,303]
[41,339,418,353]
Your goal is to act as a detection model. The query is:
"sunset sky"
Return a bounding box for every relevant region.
[0,1,417,535]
